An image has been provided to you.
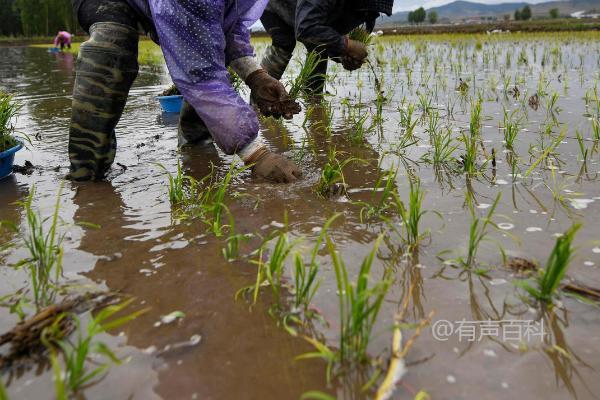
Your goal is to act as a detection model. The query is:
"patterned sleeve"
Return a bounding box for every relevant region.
[149,0,259,154]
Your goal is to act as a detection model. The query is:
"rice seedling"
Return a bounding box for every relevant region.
[459,129,479,174]
[591,117,599,141]
[221,216,252,262]
[356,166,398,222]
[159,161,247,237]
[501,107,522,149]
[0,92,22,152]
[399,103,418,137]
[2,186,65,310]
[545,91,561,117]
[516,224,581,303]
[422,127,458,165]
[202,163,242,237]
[345,105,375,145]
[389,178,434,248]
[417,92,433,115]
[575,130,588,162]
[300,235,391,369]
[316,148,360,198]
[348,27,372,46]
[156,160,186,204]
[245,226,297,310]
[457,193,503,269]
[291,215,339,314]
[288,50,325,100]
[524,130,566,177]
[469,98,482,137]
[328,234,390,363]
[43,299,147,398]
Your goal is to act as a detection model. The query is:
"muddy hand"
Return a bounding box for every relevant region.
[341,38,368,71]
[245,69,301,119]
[244,147,301,183]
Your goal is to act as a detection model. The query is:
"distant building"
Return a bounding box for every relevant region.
[571,10,600,19]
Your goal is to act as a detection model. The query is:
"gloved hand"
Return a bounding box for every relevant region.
[341,38,368,71]
[244,147,302,183]
[245,69,301,119]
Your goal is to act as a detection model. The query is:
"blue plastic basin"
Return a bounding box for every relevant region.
[0,141,23,180]
[157,95,183,113]
[48,47,60,53]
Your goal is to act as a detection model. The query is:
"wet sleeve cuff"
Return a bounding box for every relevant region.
[238,137,266,162]
[229,56,261,81]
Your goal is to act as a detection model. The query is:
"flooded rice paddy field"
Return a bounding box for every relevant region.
[1,32,600,399]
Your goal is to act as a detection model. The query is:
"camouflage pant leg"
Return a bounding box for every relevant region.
[178,99,212,146]
[261,45,294,80]
[260,10,295,80]
[68,22,139,181]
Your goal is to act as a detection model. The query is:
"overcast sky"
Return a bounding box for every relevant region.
[393,0,556,12]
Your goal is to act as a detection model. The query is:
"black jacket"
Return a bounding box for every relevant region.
[265,0,385,57]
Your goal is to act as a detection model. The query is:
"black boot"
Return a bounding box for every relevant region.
[68,22,138,180]
[177,100,212,146]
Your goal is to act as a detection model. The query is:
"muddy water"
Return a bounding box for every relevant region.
[1,34,600,400]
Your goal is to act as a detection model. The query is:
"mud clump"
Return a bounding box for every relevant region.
[507,257,539,275]
[0,293,116,370]
[12,160,35,175]
[528,93,540,110]
[160,84,180,96]
[319,183,348,198]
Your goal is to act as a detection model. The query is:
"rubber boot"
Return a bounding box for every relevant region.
[260,45,293,80]
[68,22,139,181]
[178,100,212,146]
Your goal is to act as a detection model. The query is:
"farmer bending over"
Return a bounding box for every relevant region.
[68,0,302,183]
[54,31,73,50]
[260,0,393,93]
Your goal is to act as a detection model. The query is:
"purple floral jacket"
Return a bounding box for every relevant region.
[127,0,268,154]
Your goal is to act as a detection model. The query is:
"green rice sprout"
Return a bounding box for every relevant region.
[298,235,392,373]
[390,178,433,248]
[460,193,503,269]
[0,92,22,152]
[399,103,418,137]
[292,214,340,313]
[157,160,186,204]
[327,234,390,364]
[524,130,566,177]
[348,27,372,46]
[460,127,481,175]
[158,161,248,237]
[346,105,375,144]
[469,97,483,137]
[43,299,147,397]
[357,166,398,222]
[517,224,581,303]
[221,215,252,262]
[250,227,298,311]
[8,186,65,310]
[316,148,359,198]
[423,126,458,165]
[502,107,522,149]
[575,130,588,162]
[591,117,599,141]
[288,50,325,100]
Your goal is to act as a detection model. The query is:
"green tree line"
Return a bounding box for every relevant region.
[0,0,76,37]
